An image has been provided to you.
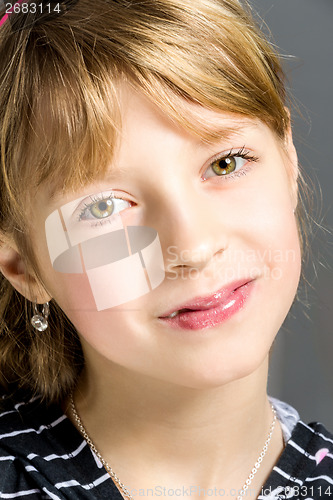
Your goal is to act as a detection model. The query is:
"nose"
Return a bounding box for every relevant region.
[150,186,227,274]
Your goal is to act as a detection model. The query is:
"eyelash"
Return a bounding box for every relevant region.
[204,146,259,181]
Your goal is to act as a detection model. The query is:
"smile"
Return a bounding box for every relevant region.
[158,279,256,331]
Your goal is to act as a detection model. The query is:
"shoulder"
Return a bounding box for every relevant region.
[262,398,333,498]
[0,395,117,499]
[0,394,68,450]
[264,421,333,499]
[0,393,75,455]
[290,419,333,472]
[273,395,333,477]
[0,395,68,499]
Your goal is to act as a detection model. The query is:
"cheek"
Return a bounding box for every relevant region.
[47,268,148,358]
[52,273,97,312]
[234,153,300,262]
[57,284,144,362]
[236,164,302,326]
[252,174,300,266]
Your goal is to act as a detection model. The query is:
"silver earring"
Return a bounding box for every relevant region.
[31,301,50,332]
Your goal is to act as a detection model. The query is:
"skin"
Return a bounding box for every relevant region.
[0,84,301,497]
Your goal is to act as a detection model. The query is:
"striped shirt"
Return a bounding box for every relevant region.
[0,395,332,499]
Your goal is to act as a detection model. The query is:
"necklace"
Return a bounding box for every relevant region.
[69,392,276,500]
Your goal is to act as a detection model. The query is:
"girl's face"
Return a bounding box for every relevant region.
[31,84,301,389]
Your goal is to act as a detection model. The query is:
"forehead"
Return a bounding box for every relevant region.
[118,84,263,143]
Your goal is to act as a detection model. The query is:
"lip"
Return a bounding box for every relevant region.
[159,278,254,318]
[158,278,256,331]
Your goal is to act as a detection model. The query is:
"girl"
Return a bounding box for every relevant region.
[0,0,332,499]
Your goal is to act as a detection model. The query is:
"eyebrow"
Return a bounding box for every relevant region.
[197,119,260,144]
[48,170,125,205]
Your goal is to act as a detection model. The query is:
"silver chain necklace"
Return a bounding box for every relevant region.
[69,392,276,500]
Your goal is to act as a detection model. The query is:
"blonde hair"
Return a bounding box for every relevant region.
[0,0,310,404]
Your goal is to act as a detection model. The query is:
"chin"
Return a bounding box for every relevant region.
[160,355,268,391]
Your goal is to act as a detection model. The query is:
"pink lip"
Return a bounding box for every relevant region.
[158,278,255,331]
[159,278,254,317]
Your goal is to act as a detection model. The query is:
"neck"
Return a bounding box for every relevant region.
[65,355,284,493]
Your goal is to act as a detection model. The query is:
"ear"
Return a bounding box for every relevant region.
[0,237,52,304]
[283,108,299,211]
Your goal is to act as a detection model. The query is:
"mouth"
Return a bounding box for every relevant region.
[162,298,238,319]
[159,277,254,319]
[158,278,256,331]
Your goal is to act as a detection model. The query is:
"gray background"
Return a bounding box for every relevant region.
[250,0,333,429]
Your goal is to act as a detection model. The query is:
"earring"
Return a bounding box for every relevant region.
[31,301,50,332]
